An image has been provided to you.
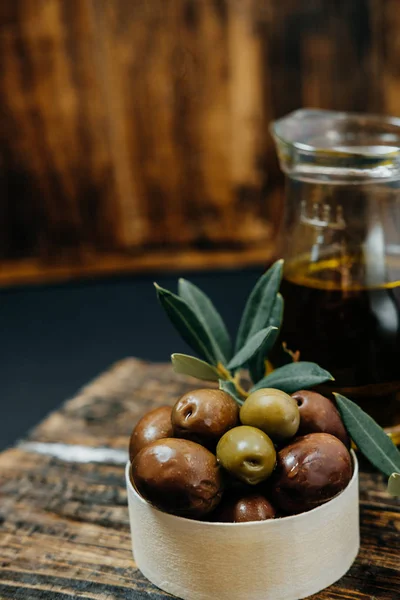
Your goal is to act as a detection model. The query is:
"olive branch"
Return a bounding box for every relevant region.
[154,259,400,493]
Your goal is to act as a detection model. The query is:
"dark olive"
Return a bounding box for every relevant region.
[171,389,239,448]
[129,406,173,461]
[291,390,350,448]
[216,426,276,485]
[270,433,352,515]
[212,493,276,523]
[240,388,300,441]
[131,438,223,518]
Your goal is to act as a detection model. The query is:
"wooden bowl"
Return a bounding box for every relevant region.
[126,451,359,600]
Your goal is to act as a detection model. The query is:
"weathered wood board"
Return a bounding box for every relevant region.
[1,1,399,285]
[0,359,399,599]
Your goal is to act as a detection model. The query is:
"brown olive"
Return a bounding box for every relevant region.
[270,433,352,515]
[171,388,239,448]
[212,493,276,523]
[240,388,300,441]
[131,438,223,518]
[129,406,173,461]
[292,390,350,448]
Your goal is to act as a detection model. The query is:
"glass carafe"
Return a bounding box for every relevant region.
[271,109,400,437]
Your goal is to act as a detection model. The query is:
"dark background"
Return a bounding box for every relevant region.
[0,268,263,449]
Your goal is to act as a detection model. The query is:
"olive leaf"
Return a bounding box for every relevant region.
[249,293,284,383]
[219,379,245,405]
[388,473,400,497]
[178,278,232,362]
[171,353,220,382]
[335,393,400,477]
[155,284,220,365]
[235,259,283,352]
[250,361,333,394]
[227,327,278,371]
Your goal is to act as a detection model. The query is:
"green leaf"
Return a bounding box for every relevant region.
[155,284,218,364]
[171,354,220,382]
[250,361,334,394]
[235,260,283,352]
[388,473,400,497]
[227,327,278,371]
[178,278,232,362]
[219,379,244,406]
[334,393,400,477]
[249,293,284,383]
[268,292,284,330]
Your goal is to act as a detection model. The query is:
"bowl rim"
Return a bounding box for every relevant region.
[126,449,358,528]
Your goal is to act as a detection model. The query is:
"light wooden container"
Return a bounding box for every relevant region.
[126,452,359,600]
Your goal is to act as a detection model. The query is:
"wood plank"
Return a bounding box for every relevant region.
[0,0,120,263]
[0,243,273,287]
[0,448,398,600]
[0,0,282,286]
[1,358,399,599]
[3,0,397,285]
[26,359,200,449]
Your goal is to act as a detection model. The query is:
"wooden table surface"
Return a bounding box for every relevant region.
[0,358,399,600]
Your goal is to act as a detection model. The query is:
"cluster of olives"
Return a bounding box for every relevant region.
[129,388,352,522]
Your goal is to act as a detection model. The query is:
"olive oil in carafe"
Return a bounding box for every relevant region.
[279,256,400,428]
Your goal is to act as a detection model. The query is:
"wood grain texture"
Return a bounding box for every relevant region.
[0,358,399,599]
[0,245,274,287]
[1,0,399,284]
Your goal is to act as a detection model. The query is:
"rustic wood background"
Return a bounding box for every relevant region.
[0,359,399,599]
[0,0,396,285]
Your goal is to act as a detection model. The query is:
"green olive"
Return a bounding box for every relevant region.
[240,388,300,441]
[216,425,276,485]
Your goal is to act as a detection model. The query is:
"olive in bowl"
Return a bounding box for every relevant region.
[240,388,300,442]
[171,388,239,449]
[292,390,350,447]
[212,492,276,523]
[131,438,223,518]
[129,405,173,461]
[270,433,352,515]
[216,425,276,485]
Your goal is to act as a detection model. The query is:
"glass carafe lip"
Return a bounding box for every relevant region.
[270,108,400,183]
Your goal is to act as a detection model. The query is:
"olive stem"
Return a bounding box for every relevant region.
[232,373,249,399]
[264,359,274,378]
[217,363,249,399]
[282,342,301,362]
